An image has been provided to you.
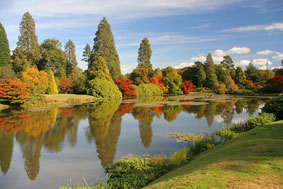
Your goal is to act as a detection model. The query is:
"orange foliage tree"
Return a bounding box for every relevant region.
[59,78,73,93]
[0,79,28,104]
[150,75,168,93]
[115,77,137,97]
[266,75,283,93]
[21,67,49,96]
[245,80,262,91]
[180,80,194,94]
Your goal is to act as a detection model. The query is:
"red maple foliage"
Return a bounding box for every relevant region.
[180,80,194,94]
[150,76,168,93]
[115,77,137,97]
[59,78,73,94]
[0,79,28,104]
[266,75,283,93]
[245,80,263,91]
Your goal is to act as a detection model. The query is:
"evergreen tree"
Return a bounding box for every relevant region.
[245,62,258,82]
[196,65,206,88]
[88,56,113,83]
[47,70,58,94]
[64,39,77,76]
[137,37,153,77]
[0,22,11,68]
[216,65,229,83]
[82,43,91,63]
[220,55,234,71]
[12,12,41,76]
[234,67,246,88]
[90,17,121,80]
[204,53,215,77]
[39,39,67,78]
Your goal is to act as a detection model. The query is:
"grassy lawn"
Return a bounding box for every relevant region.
[146,121,283,188]
[43,94,95,102]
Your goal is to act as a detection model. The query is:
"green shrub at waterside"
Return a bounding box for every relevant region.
[87,78,122,99]
[216,126,239,140]
[262,96,283,120]
[135,83,163,97]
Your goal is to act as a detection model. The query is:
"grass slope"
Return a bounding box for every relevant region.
[146,121,283,188]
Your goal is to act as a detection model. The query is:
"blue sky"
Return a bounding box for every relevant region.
[0,0,282,74]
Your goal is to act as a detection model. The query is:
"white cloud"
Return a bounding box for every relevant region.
[120,63,138,74]
[226,47,250,54]
[256,50,275,55]
[173,62,194,69]
[191,55,206,62]
[252,58,272,66]
[221,22,283,32]
[213,49,225,57]
[235,60,250,66]
[272,52,283,61]
[265,23,283,30]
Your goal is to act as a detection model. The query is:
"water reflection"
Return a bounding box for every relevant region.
[0,97,265,183]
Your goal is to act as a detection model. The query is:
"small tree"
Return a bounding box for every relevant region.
[180,81,194,94]
[0,79,28,104]
[21,67,49,96]
[162,66,183,95]
[266,75,283,93]
[47,70,58,94]
[130,67,150,85]
[115,77,137,97]
[59,78,73,94]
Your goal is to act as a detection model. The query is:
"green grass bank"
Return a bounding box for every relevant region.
[146,121,283,188]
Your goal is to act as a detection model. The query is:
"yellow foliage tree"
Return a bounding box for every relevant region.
[21,67,49,96]
[47,70,58,94]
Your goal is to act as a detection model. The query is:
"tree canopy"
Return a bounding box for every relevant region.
[0,22,11,68]
[137,38,153,77]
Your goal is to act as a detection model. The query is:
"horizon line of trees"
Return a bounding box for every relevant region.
[0,12,282,103]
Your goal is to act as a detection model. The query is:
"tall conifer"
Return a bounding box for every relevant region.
[90,17,121,80]
[82,44,91,63]
[12,12,41,76]
[64,39,78,76]
[137,37,153,77]
[0,22,11,68]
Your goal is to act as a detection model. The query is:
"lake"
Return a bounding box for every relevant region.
[0,95,265,189]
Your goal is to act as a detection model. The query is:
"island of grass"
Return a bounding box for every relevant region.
[146,120,283,188]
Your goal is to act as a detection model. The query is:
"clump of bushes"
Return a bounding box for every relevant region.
[87,78,122,99]
[135,83,163,97]
[262,96,283,120]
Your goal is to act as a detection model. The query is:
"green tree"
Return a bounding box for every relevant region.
[90,17,121,80]
[162,66,183,95]
[220,55,234,71]
[88,56,113,82]
[204,53,215,77]
[0,131,14,175]
[234,67,246,88]
[47,70,58,94]
[0,22,11,68]
[71,67,87,94]
[137,37,153,77]
[12,12,41,76]
[208,73,219,89]
[82,43,91,63]
[245,62,258,82]
[215,65,229,83]
[196,64,206,88]
[64,39,77,76]
[153,68,162,76]
[39,39,67,78]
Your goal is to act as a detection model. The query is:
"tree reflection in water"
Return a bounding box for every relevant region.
[0,97,265,180]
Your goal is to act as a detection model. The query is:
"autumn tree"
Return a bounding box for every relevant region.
[64,39,77,76]
[0,79,28,104]
[234,67,246,88]
[47,70,58,94]
[82,43,91,64]
[21,67,49,96]
[59,78,73,94]
[115,77,137,97]
[137,38,153,77]
[180,80,194,94]
[0,22,11,68]
[129,67,150,85]
[162,66,183,95]
[90,17,121,80]
[38,39,67,78]
[150,75,168,93]
[12,12,41,76]
[225,75,238,92]
[266,75,283,93]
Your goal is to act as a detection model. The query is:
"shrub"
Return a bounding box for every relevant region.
[135,83,163,97]
[87,78,122,99]
[216,126,239,140]
[162,66,183,95]
[215,82,226,94]
[262,96,283,120]
[180,80,194,94]
[21,67,49,96]
[150,75,168,93]
[0,78,28,104]
[115,77,137,97]
[59,78,73,94]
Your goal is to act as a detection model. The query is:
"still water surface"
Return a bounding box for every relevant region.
[0,96,265,188]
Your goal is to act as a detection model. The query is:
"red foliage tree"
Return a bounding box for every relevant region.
[266,75,283,93]
[150,76,168,93]
[0,79,28,104]
[115,77,137,97]
[59,78,73,93]
[180,80,194,94]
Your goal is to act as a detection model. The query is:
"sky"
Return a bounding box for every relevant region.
[0,0,282,74]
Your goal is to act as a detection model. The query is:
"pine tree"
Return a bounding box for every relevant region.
[205,53,215,77]
[12,12,41,76]
[137,37,153,77]
[82,44,91,63]
[90,17,121,80]
[64,39,77,76]
[234,67,246,88]
[0,22,11,68]
[47,70,58,94]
